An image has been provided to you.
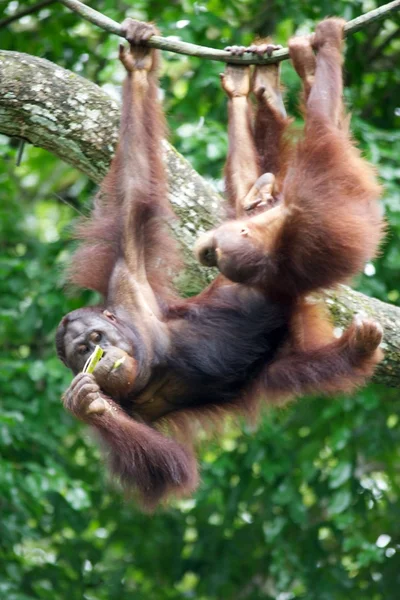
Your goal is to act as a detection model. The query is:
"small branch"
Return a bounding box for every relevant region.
[58,0,400,65]
[0,0,56,29]
[346,1,400,33]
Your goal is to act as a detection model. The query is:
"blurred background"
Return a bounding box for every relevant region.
[1,1,400,598]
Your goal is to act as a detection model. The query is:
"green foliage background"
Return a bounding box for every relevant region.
[1,1,400,598]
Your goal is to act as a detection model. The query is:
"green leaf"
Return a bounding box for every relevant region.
[328,489,352,516]
[329,462,352,489]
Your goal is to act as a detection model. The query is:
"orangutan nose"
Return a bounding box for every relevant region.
[194,231,218,267]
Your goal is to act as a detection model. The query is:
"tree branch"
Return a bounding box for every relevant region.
[0,0,56,29]
[0,50,217,291]
[0,50,399,386]
[58,0,400,65]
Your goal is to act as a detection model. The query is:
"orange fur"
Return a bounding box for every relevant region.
[58,19,384,511]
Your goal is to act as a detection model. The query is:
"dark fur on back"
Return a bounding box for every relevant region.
[167,286,289,408]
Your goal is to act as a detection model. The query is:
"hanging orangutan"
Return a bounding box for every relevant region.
[56,18,384,510]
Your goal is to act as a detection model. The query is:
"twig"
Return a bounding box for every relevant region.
[58,0,400,64]
[53,193,84,216]
[0,0,56,29]
[16,140,25,167]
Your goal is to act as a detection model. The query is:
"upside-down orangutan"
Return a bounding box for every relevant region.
[56,18,384,510]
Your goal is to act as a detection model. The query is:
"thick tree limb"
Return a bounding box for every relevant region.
[0,50,399,386]
[0,50,217,289]
[58,0,400,65]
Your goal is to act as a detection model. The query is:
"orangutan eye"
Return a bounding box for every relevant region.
[77,344,89,355]
[90,331,102,343]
